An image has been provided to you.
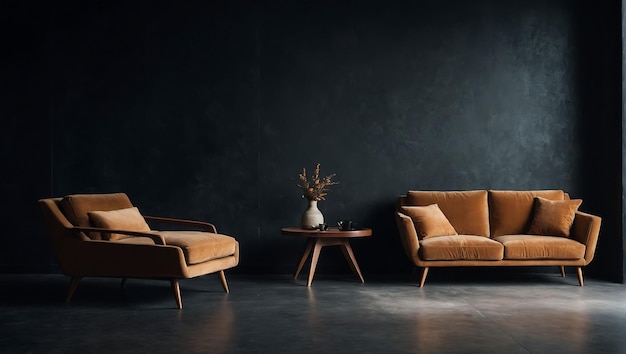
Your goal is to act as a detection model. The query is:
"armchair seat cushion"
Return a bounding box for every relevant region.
[157,231,238,265]
[419,235,504,261]
[494,235,585,260]
[115,231,238,265]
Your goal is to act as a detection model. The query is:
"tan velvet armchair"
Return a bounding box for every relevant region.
[38,193,239,309]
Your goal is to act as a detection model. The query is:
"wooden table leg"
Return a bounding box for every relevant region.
[340,240,365,283]
[307,239,324,287]
[294,239,315,279]
[294,237,366,286]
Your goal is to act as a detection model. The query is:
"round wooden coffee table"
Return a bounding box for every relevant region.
[281,227,372,286]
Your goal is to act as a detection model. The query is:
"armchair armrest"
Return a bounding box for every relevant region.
[143,216,217,233]
[395,211,421,265]
[72,226,166,245]
[570,211,602,265]
[64,239,188,278]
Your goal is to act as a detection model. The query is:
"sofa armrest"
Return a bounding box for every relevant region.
[143,216,217,233]
[73,226,166,245]
[395,212,421,265]
[570,211,602,265]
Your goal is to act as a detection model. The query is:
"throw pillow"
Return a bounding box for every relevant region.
[527,197,582,237]
[88,207,151,241]
[400,204,458,240]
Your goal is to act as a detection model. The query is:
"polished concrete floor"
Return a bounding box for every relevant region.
[2,270,626,354]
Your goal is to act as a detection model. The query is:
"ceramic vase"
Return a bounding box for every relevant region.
[301,200,324,229]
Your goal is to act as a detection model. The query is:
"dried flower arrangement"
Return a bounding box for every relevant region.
[297,163,339,201]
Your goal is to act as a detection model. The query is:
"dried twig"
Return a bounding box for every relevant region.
[297,163,339,201]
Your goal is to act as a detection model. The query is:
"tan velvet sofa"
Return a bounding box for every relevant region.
[395,190,601,287]
[39,193,239,309]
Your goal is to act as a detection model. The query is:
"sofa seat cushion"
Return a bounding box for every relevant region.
[494,235,585,260]
[156,231,237,265]
[419,235,504,261]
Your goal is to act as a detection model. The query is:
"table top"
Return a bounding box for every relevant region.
[281,227,372,238]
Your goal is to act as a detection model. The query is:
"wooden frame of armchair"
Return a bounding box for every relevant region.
[39,197,239,309]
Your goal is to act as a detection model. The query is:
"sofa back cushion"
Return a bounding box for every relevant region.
[405,190,489,237]
[489,190,565,237]
[61,193,134,240]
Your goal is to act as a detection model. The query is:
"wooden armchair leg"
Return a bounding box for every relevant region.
[419,267,429,288]
[171,279,182,309]
[66,277,82,303]
[121,278,127,288]
[219,270,230,293]
[560,266,566,277]
[577,267,584,286]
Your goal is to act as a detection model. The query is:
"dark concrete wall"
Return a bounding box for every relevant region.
[1,0,622,280]
[1,2,55,272]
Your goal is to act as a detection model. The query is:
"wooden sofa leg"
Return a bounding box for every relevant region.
[171,279,182,309]
[577,267,584,286]
[560,266,566,277]
[66,277,82,303]
[419,267,429,287]
[219,270,230,293]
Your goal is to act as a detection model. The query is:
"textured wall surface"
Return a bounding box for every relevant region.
[1,0,621,280]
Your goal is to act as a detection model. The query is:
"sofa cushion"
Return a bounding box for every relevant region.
[419,235,504,261]
[88,207,151,241]
[489,190,565,237]
[527,197,582,237]
[157,231,238,265]
[400,204,457,239]
[494,235,585,260]
[406,190,489,237]
[61,193,134,240]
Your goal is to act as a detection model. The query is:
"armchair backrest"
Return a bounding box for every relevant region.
[38,193,137,275]
[60,193,134,240]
